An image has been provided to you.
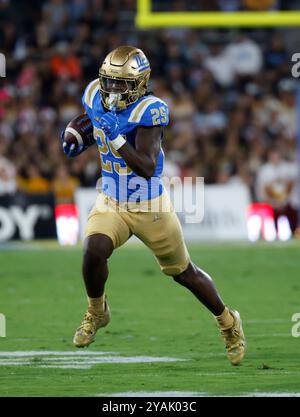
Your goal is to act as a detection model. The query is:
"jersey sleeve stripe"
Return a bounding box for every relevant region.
[84,79,99,108]
[128,97,164,123]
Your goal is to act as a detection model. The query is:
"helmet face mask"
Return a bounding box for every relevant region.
[99,76,135,94]
[99,46,151,111]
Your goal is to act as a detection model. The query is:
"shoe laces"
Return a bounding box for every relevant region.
[221,326,243,349]
[79,312,96,334]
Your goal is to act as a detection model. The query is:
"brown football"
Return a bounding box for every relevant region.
[64,113,94,150]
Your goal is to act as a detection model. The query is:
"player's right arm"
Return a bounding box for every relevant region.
[117,126,162,179]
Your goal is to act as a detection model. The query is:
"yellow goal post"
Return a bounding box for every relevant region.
[136,0,300,28]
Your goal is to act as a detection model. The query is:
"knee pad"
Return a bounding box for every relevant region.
[161,259,190,277]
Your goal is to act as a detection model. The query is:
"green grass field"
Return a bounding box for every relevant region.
[0,241,300,397]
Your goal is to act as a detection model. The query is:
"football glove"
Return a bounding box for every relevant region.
[60,131,84,158]
[99,111,120,140]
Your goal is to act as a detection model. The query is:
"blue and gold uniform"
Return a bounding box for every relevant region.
[73,47,246,368]
[82,79,169,202]
[82,46,190,276]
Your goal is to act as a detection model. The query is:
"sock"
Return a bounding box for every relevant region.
[88,295,105,316]
[215,306,234,329]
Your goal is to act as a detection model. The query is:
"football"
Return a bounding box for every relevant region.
[64,113,94,150]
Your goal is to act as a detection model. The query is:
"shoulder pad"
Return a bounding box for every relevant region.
[128,96,169,127]
[82,79,99,117]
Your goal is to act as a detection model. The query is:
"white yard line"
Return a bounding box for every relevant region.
[39,365,92,369]
[244,392,300,397]
[247,319,287,324]
[0,351,117,356]
[247,333,290,337]
[0,351,188,369]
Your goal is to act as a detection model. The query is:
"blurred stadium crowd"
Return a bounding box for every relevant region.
[0,0,299,220]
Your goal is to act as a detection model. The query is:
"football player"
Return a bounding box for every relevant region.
[61,46,246,365]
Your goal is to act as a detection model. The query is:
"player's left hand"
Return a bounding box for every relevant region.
[100,111,120,140]
[60,131,84,157]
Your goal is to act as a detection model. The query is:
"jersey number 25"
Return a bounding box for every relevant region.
[151,106,167,125]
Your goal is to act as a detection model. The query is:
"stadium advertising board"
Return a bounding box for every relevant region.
[75,184,250,241]
[0,193,56,242]
[172,184,250,241]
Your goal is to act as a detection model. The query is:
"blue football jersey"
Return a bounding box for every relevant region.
[82,79,169,202]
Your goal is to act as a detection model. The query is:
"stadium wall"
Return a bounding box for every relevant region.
[75,184,250,242]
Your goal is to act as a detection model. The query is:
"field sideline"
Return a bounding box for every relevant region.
[0,242,300,397]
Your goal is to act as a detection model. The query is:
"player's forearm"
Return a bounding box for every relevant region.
[117,143,156,180]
